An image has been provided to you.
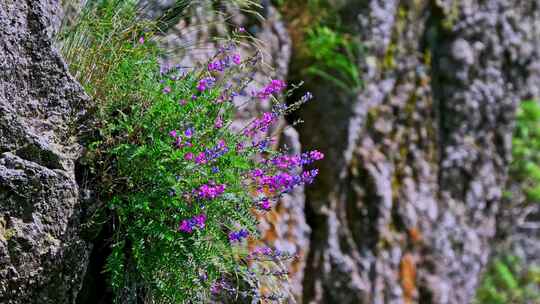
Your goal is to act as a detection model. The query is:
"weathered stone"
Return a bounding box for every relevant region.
[0,1,89,303]
[294,1,540,303]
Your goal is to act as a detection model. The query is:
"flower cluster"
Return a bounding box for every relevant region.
[197,77,216,92]
[169,128,196,148]
[97,21,324,301]
[204,139,229,162]
[250,165,322,195]
[247,246,297,261]
[179,214,207,233]
[196,183,226,200]
[228,229,249,242]
[269,150,324,169]
[256,79,286,100]
[243,112,278,137]
[207,53,241,72]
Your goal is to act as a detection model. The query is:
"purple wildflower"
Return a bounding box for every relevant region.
[214,116,223,129]
[232,54,241,65]
[178,213,207,233]
[210,282,221,295]
[301,91,314,103]
[179,220,192,233]
[301,169,319,184]
[197,77,216,92]
[228,229,249,242]
[199,271,208,282]
[163,86,171,94]
[184,128,194,138]
[309,150,324,160]
[208,60,224,72]
[197,183,226,200]
[184,152,194,161]
[243,112,278,137]
[236,142,245,152]
[195,152,207,164]
[193,214,206,228]
[251,168,264,178]
[256,79,286,100]
[258,198,272,210]
[138,36,145,44]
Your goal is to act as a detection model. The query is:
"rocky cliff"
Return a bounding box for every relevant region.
[0,1,89,303]
[293,1,540,303]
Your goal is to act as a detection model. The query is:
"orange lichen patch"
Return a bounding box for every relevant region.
[408,227,422,243]
[262,224,278,243]
[400,253,417,304]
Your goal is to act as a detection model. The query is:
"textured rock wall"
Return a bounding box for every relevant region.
[0,0,89,303]
[294,0,540,303]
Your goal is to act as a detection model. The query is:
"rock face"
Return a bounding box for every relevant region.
[294,1,540,303]
[0,1,89,303]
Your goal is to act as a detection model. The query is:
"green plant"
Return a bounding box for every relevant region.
[60,0,322,302]
[475,255,540,304]
[304,25,363,92]
[511,100,540,202]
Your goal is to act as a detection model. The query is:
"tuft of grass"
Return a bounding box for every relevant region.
[277,0,363,93]
[304,25,363,92]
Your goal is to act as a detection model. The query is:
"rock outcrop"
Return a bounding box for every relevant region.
[0,1,89,303]
[293,1,540,303]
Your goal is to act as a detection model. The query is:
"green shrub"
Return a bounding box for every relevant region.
[511,100,540,202]
[60,1,322,302]
[476,255,540,303]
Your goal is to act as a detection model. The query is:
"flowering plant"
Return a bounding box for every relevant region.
[62,1,322,302]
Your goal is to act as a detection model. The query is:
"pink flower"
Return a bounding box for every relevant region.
[138,36,145,44]
[196,77,216,92]
[178,213,207,233]
[214,116,223,129]
[184,152,194,161]
[309,150,325,160]
[179,220,193,233]
[232,54,241,65]
[195,152,207,164]
[197,183,226,200]
[259,199,271,210]
[163,86,171,94]
[256,79,286,100]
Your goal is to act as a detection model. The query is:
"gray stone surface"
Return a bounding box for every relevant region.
[296,1,540,303]
[0,0,89,303]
